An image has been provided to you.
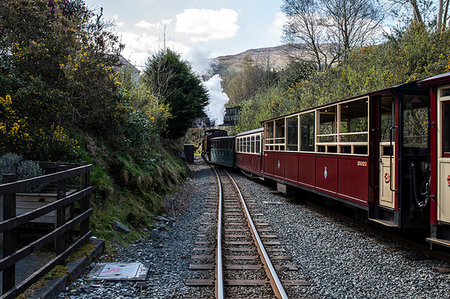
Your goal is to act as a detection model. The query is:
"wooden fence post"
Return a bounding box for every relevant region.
[55,179,66,254]
[2,174,17,294]
[80,168,90,236]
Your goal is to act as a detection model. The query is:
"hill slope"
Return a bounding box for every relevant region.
[213,45,307,75]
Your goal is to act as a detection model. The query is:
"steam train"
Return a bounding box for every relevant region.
[201,129,228,162]
[205,72,450,249]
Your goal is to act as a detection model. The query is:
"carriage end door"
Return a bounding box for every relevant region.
[438,94,450,223]
[379,97,396,209]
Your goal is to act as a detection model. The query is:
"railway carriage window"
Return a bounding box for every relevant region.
[300,112,315,151]
[317,105,337,152]
[251,136,255,153]
[247,137,250,152]
[442,88,450,97]
[444,102,450,155]
[265,121,275,150]
[403,95,429,155]
[318,106,337,142]
[339,98,369,154]
[328,145,337,153]
[275,119,285,151]
[381,97,393,143]
[286,116,299,151]
[340,145,351,153]
[256,135,261,153]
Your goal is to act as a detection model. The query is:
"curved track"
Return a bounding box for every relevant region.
[186,165,307,298]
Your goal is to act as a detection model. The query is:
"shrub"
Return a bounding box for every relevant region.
[0,152,22,181]
[0,153,44,192]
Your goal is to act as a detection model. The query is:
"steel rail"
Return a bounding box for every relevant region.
[224,170,288,299]
[212,167,225,299]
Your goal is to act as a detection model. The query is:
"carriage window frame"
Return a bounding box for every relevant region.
[264,121,275,150]
[286,115,299,151]
[300,112,315,152]
[237,133,262,154]
[316,105,338,151]
[251,136,255,153]
[438,85,450,158]
[263,97,369,156]
[264,119,286,151]
[256,135,261,154]
[338,98,369,155]
[442,97,450,158]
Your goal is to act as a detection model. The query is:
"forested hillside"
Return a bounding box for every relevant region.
[0,0,208,242]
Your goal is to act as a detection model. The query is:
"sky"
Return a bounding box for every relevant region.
[84,0,286,69]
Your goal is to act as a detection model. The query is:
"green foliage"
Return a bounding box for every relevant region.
[236,86,285,132]
[237,25,450,134]
[142,49,209,139]
[0,0,189,245]
[0,152,22,180]
[224,56,279,107]
[0,153,44,192]
[0,0,123,160]
[16,160,44,180]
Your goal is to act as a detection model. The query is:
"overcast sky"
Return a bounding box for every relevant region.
[84,0,286,69]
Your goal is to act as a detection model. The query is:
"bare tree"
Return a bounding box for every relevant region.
[282,0,333,70]
[437,0,450,31]
[388,0,441,28]
[282,0,383,69]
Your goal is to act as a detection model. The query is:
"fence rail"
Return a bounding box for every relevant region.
[0,163,92,299]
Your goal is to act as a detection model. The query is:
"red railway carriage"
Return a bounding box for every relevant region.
[261,82,431,230]
[235,128,264,176]
[201,129,228,162]
[419,72,450,248]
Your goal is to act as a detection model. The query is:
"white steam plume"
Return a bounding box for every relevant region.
[186,49,230,126]
[203,75,229,126]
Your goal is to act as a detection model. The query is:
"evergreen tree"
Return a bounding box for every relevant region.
[142,50,208,139]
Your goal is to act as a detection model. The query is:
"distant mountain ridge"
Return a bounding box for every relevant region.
[213,44,307,75]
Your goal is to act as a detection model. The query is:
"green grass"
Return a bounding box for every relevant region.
[88,144,186,246]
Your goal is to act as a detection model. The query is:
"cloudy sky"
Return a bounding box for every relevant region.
[84,0,286,69]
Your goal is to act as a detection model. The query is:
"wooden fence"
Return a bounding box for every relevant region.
[0,163,92,299]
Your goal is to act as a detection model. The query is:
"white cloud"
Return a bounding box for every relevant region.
[112,14,124,27]
[175,8,238,42]
[135,20,160,29]
[119,31,191,69]
[162,19,173,26]
[269,12,287,36]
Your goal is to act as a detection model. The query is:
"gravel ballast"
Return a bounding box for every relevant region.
[233,173,450,299]
[58,159,450,298]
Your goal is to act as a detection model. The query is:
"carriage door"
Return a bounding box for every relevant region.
[379,97,396,209]
[438,88,450,223]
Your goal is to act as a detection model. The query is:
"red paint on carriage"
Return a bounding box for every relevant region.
[315,156,338,194]
[264,151,274,175]
[273,152,285,179]
[236,152,262,175]
[262,152,369,206]
[337,156,369,205]
[285,153,299,182]
[298,154,315,187]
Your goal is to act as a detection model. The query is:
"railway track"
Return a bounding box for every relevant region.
[186,167,307,298]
